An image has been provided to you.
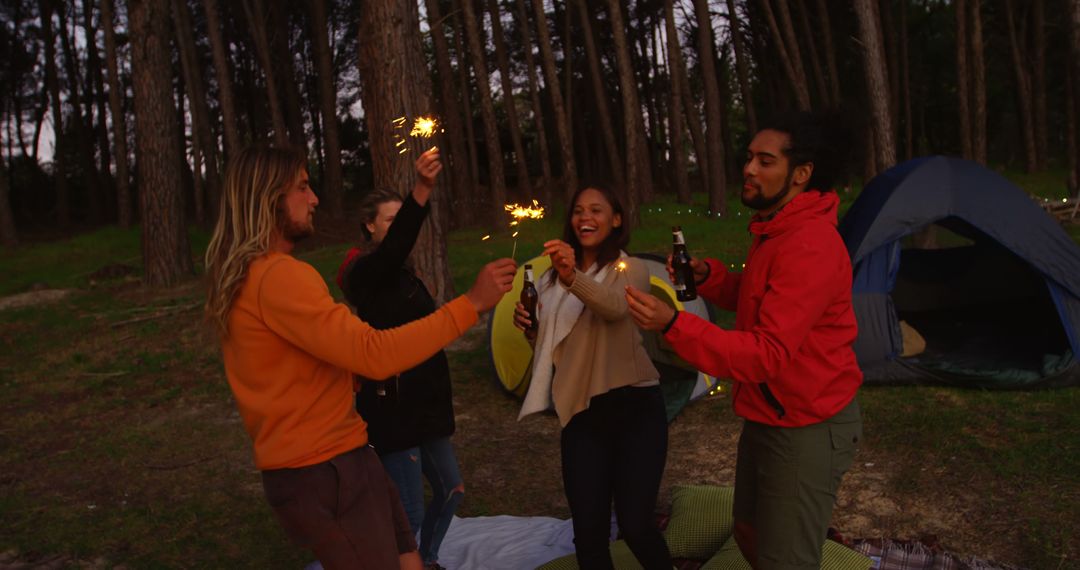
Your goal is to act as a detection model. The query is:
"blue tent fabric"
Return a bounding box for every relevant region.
[839,156,1080,387]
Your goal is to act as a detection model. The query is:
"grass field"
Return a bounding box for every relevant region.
[1,180,1078,569]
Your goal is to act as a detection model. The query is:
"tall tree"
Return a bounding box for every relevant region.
[1004,0,1038,173]
[424,0,473,225]
[693,0,728,216]
[513,0,552,203]
[128,0,194,286]
[83,0,114,202]
[574,0,624,189]
[604,0,652,215]
[727,0,758,133]
[201,0,241,158]
[664,0,690,204]
[487,0,531,195]
[57,0,103,224]
[970,0,987,165]
[1033,0,1047,170]
[451,0,481,192]
[759,0,811,110]
[173,0,221,223]
[267,2,306,149]
[531,0,578,199]
[794,0,829,106]
[461,0,507,222]
[39,0,71,227]
[854,0,896,174]
[101,0,132,226]
[308,0,344,218]
[1071,0,1080,195]
[956,0,973,159]
[240,0,288,145]
[815,0,842,105]
[0,166,16,246]
[672,24,709,194]
[358,0,454,304]
[899,0,912,159]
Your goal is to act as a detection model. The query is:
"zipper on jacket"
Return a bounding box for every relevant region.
[759,383,786,420]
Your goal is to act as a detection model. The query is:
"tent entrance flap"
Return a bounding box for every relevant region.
[891,241,1072,387]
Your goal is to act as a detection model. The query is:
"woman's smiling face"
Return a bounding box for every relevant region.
[572,188,621,253]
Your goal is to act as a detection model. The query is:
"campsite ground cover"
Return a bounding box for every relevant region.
[1,187,1078,569]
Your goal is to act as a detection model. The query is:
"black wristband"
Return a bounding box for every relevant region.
[662,309,680,335]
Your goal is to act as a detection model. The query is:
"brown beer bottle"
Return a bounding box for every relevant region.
[672,226,697,301]
[521,264,539,341]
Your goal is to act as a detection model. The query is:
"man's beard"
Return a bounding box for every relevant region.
[277,206,315,244]
[741,169,795,211]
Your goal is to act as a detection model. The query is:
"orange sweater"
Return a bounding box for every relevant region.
[222,252,478,470]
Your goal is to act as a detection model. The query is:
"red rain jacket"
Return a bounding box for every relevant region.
[664,191,862,427]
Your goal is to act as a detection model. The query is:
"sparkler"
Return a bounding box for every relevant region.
[504,200,545,262]
[392,114,443,157]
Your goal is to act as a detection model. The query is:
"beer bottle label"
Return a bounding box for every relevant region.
[673,230,685,245]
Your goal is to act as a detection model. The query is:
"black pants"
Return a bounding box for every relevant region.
[561,385,672,570]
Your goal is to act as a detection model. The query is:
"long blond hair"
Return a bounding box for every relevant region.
[204,145,307,337]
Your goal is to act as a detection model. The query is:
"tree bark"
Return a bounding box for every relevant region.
[513,0,553,204]
[759,0,810,110]
[358,0,454,304]
[531,0,578,199]
[83,0,115,209]
[101,0,132,226]
[201,0,241,158]
[424,0,474,226]
[39,0,71,227]
[969,0,986,165]
[1033,0,1047,171]
[854,0,896,173]
[1071,0,1080,195]
[604,0,650,219]
[129,0,194,286]
[451,0,481,197]
[1067,59,1077,195]
[267,2,306,149]
[816,0,842,106]
[173,0,221,223]
[307,0,344,218]
[665,0,690,204]
[487,0,532,195]
[1004,0,1037,173]
[727,0,757,133]
[673,28,709,195]
[794,0,829,106]
[899,0,912,159]
[461,0,508,223]
[0,166,17,246]
[575,0,625,190]
[693,0,727,216]
[240,0,288,145]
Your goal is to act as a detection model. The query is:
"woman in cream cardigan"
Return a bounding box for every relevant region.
[514,184,671,569]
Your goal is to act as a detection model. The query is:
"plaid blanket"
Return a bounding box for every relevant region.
[850,538,1027,570]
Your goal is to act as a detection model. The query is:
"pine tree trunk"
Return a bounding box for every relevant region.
[665,0,691,204]
[241,0,288,145]
[900,0,912,160]
[531,0,578,200]
[358,0,454,303]
[816,0,842,105]
[461,0,508,223]
[424,0,474,225]
[83,0,115,214]
[451,0,481,199]
[513,0,553,205]
[173,0,221,223]
[488,0,532,196]
[1067,61,1077,195]
[880,0,900,139]
[1033,0,1047,171]
[675,40,709,195]
[58,3,103,225]
[1071,0,1080,195]
[604,0,650,219]
[854,0,896,173]
[308,0,344,218]
[268,2,306,150]
[575,0,625,190]
[129,0,194,286]
[759,0,811,110]
[0,167,17,246]
[1004,0,1037,173]
[794,0,829,106]
[201,0,241,158]
[727,0,756,133]
[969,0,986,165]
[693,0,727,216]
[102,0,132,227]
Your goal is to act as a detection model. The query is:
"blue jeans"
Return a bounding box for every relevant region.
[380,437,463,564]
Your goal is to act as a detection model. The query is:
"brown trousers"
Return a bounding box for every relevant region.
[261,446,416,570]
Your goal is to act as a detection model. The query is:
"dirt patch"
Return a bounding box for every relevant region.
[0,289,76,311]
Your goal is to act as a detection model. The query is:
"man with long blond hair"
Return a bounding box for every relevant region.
[204,144,515,569]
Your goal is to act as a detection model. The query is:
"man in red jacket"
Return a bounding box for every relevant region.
[626,113,862,570]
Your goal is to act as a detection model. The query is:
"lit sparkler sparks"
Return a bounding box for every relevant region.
[409,116,439,138]
[503,200,546,261]
[392,114,443,157]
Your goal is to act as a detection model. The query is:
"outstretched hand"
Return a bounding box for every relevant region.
[543,239,576,286]
[465,258,517,313]
[625,285,676,332]
[416,147,442,188]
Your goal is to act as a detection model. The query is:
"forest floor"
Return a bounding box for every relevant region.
[1,188,1078,569]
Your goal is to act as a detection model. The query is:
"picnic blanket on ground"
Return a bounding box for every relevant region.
[850,539,1027,570]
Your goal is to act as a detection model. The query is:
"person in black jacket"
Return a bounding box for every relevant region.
[336,149,460,570]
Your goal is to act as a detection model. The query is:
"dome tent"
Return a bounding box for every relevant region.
[838,156,1080,387]
[488,253,717,421]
